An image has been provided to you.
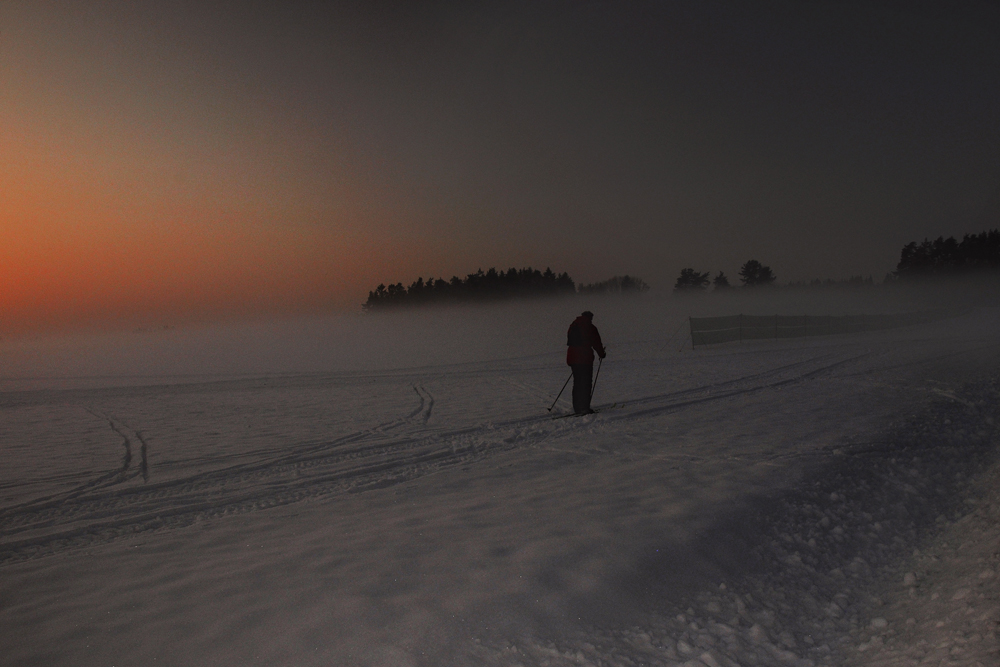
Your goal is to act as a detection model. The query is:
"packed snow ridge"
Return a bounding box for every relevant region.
[479,379,1000,667]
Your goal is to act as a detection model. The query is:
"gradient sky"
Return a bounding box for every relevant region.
[2,1,999,332]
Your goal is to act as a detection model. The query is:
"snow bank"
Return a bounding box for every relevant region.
[845,453,1000,666]
[462,377,1000,667]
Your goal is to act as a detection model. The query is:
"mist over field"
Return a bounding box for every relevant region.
[0,282,981,384]
[4,285,1000,665]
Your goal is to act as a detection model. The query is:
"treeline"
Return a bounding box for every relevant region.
[677,262,877,293]
[674,259,776,292]
[363,267,574,310]
[787,276,875,288]
[895,230,1000,278]
[362,228,1000,309]
[363,269,650,310]
[673,228,1000,294]
[578,275,649,294]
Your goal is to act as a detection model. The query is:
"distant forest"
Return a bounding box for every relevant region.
[786,276,875,289]
[363,229,1000,309]
[895,230,1000,278]
[363,268,648,310]
[671,229,1000,294]
[578,275,649,294]
[673,259,777,292]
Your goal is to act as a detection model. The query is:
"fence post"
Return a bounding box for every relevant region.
[739,314,743,342]
[774,314,778,340]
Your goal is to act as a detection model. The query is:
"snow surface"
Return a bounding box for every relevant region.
[1,293,999,666]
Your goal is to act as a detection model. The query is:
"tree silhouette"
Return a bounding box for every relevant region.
[674,268,710,291]
[362,267,577,310]
[896,230,1000,278]
[712,271,730,290]
[578,275,650,294]
[786,276,874,288]
[739,260,776,287]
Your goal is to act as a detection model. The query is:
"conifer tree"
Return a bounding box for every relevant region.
[739,260,776,287]
[674,268,710,291]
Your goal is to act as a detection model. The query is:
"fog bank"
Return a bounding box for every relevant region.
[0,282,989,387]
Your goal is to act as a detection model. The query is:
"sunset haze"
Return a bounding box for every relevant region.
[2,1,998,332]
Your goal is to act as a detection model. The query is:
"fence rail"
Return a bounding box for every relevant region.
[689,312,941,347]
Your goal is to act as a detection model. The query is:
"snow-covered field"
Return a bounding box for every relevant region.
[2,293,999,666]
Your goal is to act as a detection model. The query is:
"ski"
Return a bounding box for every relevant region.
[552,406,623,419]
[551,409,600,420]
[548,403,624,419]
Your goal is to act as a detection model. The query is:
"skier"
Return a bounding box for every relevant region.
[566,311,606,414]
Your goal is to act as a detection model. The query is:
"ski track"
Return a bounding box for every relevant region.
[0,411,148,520]
[0,349,901,565]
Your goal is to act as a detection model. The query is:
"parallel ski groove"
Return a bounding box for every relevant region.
[0,350,873,565]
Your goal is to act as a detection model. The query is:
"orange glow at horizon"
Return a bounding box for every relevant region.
[0,111,424,334]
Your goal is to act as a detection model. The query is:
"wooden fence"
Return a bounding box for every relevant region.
[689,312,941,347]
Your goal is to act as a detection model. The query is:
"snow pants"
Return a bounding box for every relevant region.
[571,363,593,414]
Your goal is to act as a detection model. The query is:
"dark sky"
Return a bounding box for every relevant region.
[2,0,999,328]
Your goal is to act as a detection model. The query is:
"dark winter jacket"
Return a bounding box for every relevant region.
[566,316,606,366]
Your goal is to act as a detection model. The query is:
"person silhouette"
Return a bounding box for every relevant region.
[566,311,606,414]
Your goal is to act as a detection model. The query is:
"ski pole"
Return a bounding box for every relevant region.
[547,371,573,411]
[591,356,603,399]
